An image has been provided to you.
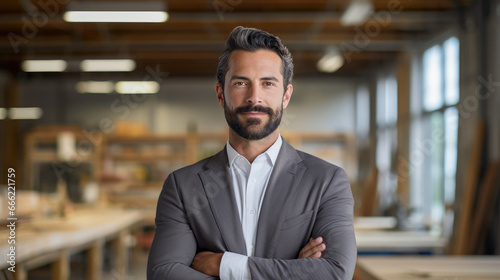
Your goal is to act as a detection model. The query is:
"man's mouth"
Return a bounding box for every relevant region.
[241,111,267,116]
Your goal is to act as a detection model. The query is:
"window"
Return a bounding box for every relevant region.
[376,74,398,210]
[410,36,459,231]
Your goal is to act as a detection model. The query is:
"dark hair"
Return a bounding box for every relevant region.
[216,26,294,91]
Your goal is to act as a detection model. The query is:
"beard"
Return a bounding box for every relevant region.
[224,101,283,140]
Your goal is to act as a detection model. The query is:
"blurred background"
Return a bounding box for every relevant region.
[0,0,499,279]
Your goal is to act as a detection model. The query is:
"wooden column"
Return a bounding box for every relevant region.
[112,231,130,278]
[13,263,27,280]
[454,121,486,254]
[87,240,104,280]
[396,50,411,209]
[51,250,70,280]
[1,79,19,186]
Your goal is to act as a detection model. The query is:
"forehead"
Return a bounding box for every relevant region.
[226,49,283,77]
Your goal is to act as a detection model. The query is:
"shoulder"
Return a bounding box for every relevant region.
[291,149,351,191]
[170,156,214,178]
[297,149,346,175]
[169,149,225,179]
[280,138,349,181]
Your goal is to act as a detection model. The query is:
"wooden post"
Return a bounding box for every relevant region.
[396,50,411,209]
[13,263,27,280]
[52,250,70,280]
[1,79,19,186]
[112,231,130,279]
[87,240,104,280]
[358,167,379,216]
[186,132,198,164]
[453,121,486,255]
[470,161,500,253]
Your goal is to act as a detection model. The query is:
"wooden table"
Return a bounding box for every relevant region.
[357,256,500,280]
[355,230,448,254]
[0,207,143,280]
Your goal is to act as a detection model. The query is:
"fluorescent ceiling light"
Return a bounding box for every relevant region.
[76,81,115,94]
[80,59,136,72]
[340,0,374,26]
[0,108,6,120]
[8,107,43,120]
[116,81,159,94]
[64,1,168,23]
[21,60,67,72]
[317,48,344,73]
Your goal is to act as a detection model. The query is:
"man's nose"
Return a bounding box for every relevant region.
[246,85,263,104]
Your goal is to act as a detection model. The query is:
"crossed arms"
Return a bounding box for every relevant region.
[190,237,327,276]
[147,167,357,280]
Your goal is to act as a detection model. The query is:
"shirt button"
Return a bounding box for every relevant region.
[250,209,255,214]
[252,178,257,183]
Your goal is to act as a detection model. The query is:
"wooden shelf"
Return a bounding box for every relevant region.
[24,125,102,191]
[109,154,187,162]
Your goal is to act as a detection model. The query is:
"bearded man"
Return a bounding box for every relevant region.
[147,26,357,280]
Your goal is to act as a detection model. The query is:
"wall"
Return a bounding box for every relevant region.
[17,76,358,135]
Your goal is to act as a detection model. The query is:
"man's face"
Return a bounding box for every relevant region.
[216,49,293,140]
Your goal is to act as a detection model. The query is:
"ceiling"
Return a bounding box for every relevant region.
[0,0,471,78]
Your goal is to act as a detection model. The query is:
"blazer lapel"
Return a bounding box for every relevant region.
[198,148,247,255]
[254,139,306,257]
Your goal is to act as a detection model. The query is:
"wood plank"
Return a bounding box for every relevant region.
[358,167,379,216]
[454,121,485,255]
[470,161,500,253]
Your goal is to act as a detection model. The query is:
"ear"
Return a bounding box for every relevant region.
[216,83,224,108]
[282,84,293,109]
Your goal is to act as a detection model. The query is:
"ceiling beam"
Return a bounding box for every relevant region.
[0,11,456,25]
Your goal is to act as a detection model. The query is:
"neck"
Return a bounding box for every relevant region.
[228,129,280,163]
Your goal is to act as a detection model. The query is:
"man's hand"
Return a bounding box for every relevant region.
[190,251,223,276]
[298,237,326,259]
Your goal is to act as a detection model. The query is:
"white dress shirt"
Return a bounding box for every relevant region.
[219,136,282,280]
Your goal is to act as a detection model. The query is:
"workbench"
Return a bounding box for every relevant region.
[357,256,500,280]
[354,217,448,254]
[355,230,448,254]
[0,207,143,280]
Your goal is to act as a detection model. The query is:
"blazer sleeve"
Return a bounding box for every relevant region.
[247,168,357,280]
[147,173,218,280]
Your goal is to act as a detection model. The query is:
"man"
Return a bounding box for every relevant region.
[147,26,357,280]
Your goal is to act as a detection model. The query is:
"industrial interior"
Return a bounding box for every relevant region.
[0,0,500,279]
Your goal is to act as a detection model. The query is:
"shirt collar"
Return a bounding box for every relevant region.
[226,135,282,167]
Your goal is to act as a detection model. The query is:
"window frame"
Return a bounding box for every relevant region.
[409,29,460,232]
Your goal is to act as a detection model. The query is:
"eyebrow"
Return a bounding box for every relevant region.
[229,76,280,82]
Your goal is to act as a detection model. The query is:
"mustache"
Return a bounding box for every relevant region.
[235,105,273,115]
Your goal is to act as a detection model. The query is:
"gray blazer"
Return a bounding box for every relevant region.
[147,138,357,279]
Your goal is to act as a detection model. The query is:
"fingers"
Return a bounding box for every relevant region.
[298,237,326,259]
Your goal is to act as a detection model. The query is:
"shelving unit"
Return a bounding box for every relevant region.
[24,126,102,196]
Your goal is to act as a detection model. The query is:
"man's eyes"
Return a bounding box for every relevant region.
[232,81,276,86]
